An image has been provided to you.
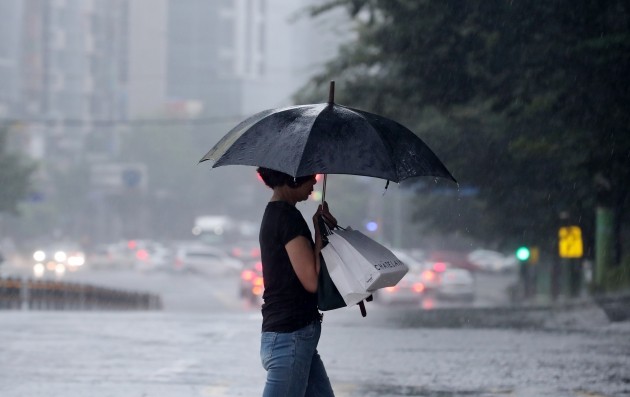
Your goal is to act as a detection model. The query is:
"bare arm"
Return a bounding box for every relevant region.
[285,202,337,294]
[286,236,319,293]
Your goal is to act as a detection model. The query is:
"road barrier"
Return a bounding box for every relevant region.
[0,277,162,311]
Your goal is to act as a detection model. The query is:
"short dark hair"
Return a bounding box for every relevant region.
[257,167,314,189]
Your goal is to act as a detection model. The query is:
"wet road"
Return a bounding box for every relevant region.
[1,307,629,397]
[1,269,629,397]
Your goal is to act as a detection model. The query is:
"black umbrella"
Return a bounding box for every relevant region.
[200,82,456,196]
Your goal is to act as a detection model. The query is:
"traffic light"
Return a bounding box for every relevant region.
[516,246,531,261]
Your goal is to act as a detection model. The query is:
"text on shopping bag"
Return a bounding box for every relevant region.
[331,229,408,291]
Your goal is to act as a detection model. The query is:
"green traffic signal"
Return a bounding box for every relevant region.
[516,246,531,261]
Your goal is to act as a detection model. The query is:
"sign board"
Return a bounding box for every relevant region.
[558,226,583,258]
[91,163,147,192]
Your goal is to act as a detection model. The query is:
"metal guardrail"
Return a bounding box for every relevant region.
[0,277,162,311]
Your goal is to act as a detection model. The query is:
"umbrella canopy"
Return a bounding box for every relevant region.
[200,83,455,184]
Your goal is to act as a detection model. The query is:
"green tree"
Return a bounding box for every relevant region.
[0,125,36,214]
[300,0,630,262]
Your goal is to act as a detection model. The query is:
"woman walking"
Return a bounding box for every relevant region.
[257,167,336,397]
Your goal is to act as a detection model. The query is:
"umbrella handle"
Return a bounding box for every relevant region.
[321,174,327,204]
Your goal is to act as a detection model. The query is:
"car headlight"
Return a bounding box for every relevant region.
[54,251,67,262]
[55,263,66,275]
[67,255,85,266]
[33,263,45,277]
[33,250,46,262]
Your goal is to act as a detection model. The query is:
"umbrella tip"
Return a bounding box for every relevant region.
[328,81,335,104]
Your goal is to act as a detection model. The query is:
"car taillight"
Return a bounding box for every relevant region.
[254,261,263,272]
[422,297,435,310]
[413,283,425,293]
[433,262,447,273]
[136,249,149,261]
[241,270,255,281]
[252,276,264,296]
[385,286,397,292]
[422,270,436,282]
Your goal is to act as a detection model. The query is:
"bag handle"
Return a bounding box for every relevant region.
[317,215,331,245]
[317,215,345,241]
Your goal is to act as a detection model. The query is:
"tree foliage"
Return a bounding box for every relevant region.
[300,0,630,256]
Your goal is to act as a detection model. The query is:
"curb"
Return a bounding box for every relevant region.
[386,297,625,330]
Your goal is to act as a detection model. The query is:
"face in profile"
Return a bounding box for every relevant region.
[294,175,317,202]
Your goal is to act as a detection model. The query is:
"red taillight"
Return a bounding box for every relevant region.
[250,248,261,258]
[433,262,447,273]
[241,270,255,281]
[422,297,435,310]
[385,286,397,292]
[252,276,264,296]
[413,283,425,293]
[422,270,436,282]
[232,247,243,257]
[174,258,183,268]
[136,249,149,261]
[254,261,263,272]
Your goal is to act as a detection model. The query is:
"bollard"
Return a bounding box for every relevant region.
[19,277,28,310]
[0,277,161,311]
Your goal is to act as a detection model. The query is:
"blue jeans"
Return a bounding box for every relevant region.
[260,320,335,396]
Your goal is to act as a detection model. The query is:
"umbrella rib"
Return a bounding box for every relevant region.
[342,106,400,182]
[293,104,328,177]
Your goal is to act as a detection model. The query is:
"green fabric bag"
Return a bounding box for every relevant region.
[317,253,347,311]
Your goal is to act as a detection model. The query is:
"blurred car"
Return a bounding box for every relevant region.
[88,242,135,270]
[229,239,261,262]
[87,239,172,271]
[375,271,425,305]
[419,265,442,292]
[31,242,86,278]
[173,244,242,275]
[374,250,426,305]
[435,268,475,300]
[429,250,477,271]
[467,249,517,272]
[130,240,173,271]
[239,260,264,304]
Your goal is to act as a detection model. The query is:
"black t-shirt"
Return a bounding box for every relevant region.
[259,201,319,333]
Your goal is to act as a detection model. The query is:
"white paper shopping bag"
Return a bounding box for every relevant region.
[320,242,372,306]
[327,229,408,291]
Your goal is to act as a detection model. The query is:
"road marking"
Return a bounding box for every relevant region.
[332,382,360,396]
[152,359,198,380]
[200,385,229,396]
